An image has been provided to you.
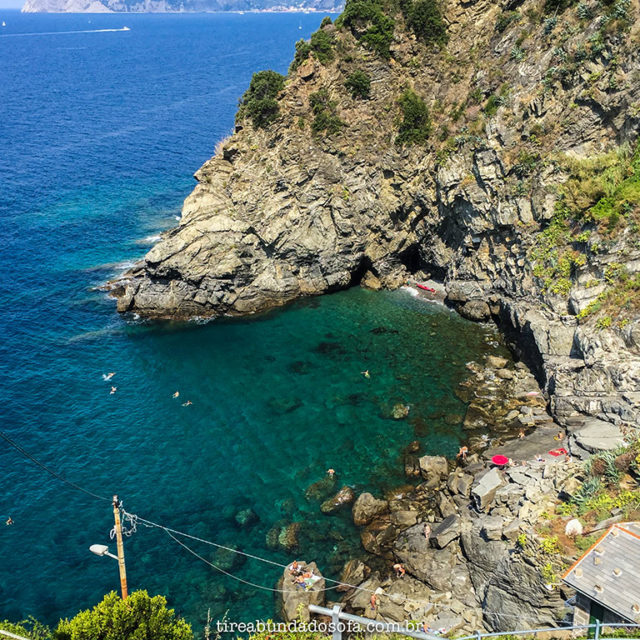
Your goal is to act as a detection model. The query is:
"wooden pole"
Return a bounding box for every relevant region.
[112,495,128,600]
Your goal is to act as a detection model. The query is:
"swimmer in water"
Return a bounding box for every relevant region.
[110,386,117,395]
[102,372,115,381]
[172,391,180,398]
[182,400,192,406]
[361,370,370,379]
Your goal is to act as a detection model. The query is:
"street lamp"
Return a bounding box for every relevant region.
[88,495,129,600]
[89,543,118,561]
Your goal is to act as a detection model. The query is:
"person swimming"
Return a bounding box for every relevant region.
[172,391,180,398]
[361,370,370,378]
[182,400,192,406]
[110,386,117,395]
[102,372,115,381]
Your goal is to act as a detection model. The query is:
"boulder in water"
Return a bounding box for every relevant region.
[352,492,389,526]
[321,486,355,514]
[277,560,325,622]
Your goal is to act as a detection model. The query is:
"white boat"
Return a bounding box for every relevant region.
[122,26,130,30]
[2,21,6,27]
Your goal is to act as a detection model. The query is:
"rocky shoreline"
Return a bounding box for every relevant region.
[274,351,594,635]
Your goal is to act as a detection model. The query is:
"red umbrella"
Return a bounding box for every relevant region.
[491,454,509,466]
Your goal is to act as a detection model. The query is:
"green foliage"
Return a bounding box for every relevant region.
[291,39,312,71]
[54,591,192,640]
[541,562,557,584]
[404,0,448,46]
[290,28,335,72]
[320,16,333,27]
[1,618,51,640]
[495,10,520,32]
[238,70,286,129]
[336,0,396,58]
[483,94,503,116]
[396,89,431,145]
[540,535,561,555]
[309,29,335,64]
[309,89,344,135]
[344,70,371,99]
[574,533,600,552]
[516,532,528,548]
[558,139,640,232]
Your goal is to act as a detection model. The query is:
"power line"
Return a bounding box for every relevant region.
[0,430,567,628]
[0,430,111,502]
[164,529,340,594]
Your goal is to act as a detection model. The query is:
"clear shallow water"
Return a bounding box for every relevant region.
[0,11,509,634]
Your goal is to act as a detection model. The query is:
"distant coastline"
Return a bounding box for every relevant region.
[21,2,342,13]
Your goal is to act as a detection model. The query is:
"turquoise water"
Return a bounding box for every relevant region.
[0,11,509,633]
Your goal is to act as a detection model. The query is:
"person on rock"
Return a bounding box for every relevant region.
[393,563,405,578]
[370,593,378,611]
[456,446,468,461]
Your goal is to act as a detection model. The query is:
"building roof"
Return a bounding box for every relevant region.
[562,522,640,624]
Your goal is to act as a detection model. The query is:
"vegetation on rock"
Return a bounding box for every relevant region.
[530,138,640,323]
[237,70,286,129]
[344,70,371,99]
[290,28,335,72]
[402,0,448,46]
[396,89,431,145]
[309,89,344,135]
[336,0,396,58]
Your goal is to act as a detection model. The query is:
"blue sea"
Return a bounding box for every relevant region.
[0,11,510,634]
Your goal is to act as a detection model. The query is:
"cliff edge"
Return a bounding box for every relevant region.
[111,0,640,429]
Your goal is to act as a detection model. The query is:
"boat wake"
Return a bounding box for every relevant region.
[0,27,131,38]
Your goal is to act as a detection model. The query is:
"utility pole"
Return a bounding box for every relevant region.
[112,495,128,600]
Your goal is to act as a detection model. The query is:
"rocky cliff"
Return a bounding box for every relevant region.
[111,0,640,431]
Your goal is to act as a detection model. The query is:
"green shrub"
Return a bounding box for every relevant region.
[344,70,371,99]
[310,29,335,64]
[495,10,520,32]
[309,89,344,135]
[320,15,333,27]
[238,70,286,129]
[0,618,51,640]
[290,39,312,71]
[54,591,192,640]
[336,0,396,58]
[290,28,335,72]
[404,0,448,46]
[396,89,431,145]
[484,94,501,116]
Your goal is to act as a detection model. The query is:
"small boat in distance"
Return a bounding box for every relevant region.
[122,26,130,30]
[2,21,6,27]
